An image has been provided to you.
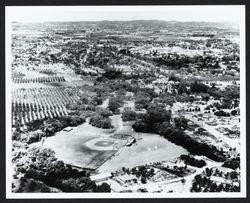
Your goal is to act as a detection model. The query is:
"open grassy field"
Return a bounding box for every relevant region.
[98,133,189,173]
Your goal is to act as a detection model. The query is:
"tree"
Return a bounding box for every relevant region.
[205,168,212,177]
[214,110,230,117]
[96,108,112,117]
[229,171,238,180]
[89,115,113,129]
[190,81,209,93]
[135,93,151,110]
[231,110,238,116]
[141,176,147,184]
[121,110,137,121]
[201,93,210,102]
[79,95,89,104]
[91,96,103,106]
[210,182,218,192]
[132,120,149,133]
[180,155,206,168]
[174,117,188,130]
[158,94,175,107]
[147,103,171,123]
[108,97,122,113]
[158,122,174,136]
[102,68,122,80]
[194,175,202,183]
[222,157,240,170]
[95,182,111,192]
[169,75,180,82]
[177,83,188,95]
[59,177,96,192]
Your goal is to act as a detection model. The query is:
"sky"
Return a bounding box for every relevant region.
[6,6,244,23]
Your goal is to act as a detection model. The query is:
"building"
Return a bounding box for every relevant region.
[63,127,73,132]
[90,172,112,183]
[114,174,137,184]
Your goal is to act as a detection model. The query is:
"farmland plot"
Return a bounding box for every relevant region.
[11,86,88,127]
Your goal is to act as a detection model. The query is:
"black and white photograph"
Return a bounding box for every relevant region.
[5,5,246,198]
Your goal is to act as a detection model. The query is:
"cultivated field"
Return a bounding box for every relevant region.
[11,86,90,127]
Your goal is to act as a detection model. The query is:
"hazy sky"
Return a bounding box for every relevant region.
[6,6,244,23]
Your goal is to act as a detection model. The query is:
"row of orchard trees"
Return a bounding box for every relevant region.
[11,87,81,127]
[12,76,66,84]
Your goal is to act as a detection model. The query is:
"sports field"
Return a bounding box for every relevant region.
[39,122,120,169]
[42,134,117,169]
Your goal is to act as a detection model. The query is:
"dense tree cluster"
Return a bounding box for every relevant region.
[191,174,240,192]
[43,116,86,136]
[177,82,188,95]
[208,85,240,102]
[132,103,171,133]
[222,157,240,170]
[158,127,226,162]
[180,155,206,168]
[214,110,230,117]
[157,93,176,106]
[132,103,225,162]
[174,117,188,130]
[12,115,86,144]
[89,114,113,129]
[190,81,209,94]
[15,177,57,193]
[123,166,155,184]
[168,75,180,82]
[134,88,158,110]
[13,146,111,192]
[108,96,123,113]
[121,110,137,121]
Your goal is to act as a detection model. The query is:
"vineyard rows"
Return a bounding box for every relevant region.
[12,76,66,84]
[11,87,83,127]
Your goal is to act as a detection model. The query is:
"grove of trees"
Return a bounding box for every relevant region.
[13,146,111,193]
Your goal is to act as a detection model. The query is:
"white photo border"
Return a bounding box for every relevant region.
[5,5,246,199]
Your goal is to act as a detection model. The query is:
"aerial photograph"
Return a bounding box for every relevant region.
[6,6,245,197]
